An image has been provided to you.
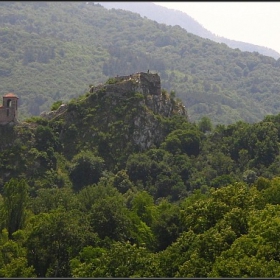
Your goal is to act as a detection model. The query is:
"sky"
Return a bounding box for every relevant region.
[154,2,280,55]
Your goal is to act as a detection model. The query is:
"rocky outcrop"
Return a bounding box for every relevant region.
[92,72,187,150]
[94,72,187,117]
[40,104,68,120]
[48,72,188,152]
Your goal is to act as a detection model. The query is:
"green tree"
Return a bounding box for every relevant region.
[243,169,257,184]
[152,199,182,251]
[35,125,60,151]
[198,116,213,133]
[69,151,105,192]
[51,100,63,111]
[131,191,155,226]
[112,169,134,194]
[1,179,28,238]
[76,183,120,212]
[30,187,77,214]
[71,242,160,277]
[161,129,201,156]
[126,153,152,187]
[0,229,35,277]
[89,194,132,241]
[25,208,96,277]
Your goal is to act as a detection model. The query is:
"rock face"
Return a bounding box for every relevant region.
[48,72,188,152]
[40,104,68,120]
[97,72,187,117]
[94,72,187,150]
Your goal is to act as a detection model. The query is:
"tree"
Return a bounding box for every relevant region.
[71,242,160,277]
[152,199,182,251]
[69,151,105,192]
[51,100,63,111]
[131,191,155,226]
[0,229,35,277]
[30,187,77,214]
[34,125,60,151]
[112,169,134,194]
[198,116,213,133]
[243,169,257,184]
[126,153,152,187]
[161,129,201,156]
[89,195,132,241]
[25,208,96,277]
[1,179,28,238]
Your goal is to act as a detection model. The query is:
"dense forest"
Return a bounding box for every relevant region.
[1,2,280,124]
[2,2,280,278]
[1,71,280,277]
[100,1,280,59]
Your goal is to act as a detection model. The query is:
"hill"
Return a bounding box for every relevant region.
[100,2,280,59]
[1,70,280,195]
[0,71,188,185]
[1,70,280,277]
[1,2,280,124]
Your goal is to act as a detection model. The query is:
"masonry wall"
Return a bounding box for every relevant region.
[0,107,17,124]
[0,96,18,124]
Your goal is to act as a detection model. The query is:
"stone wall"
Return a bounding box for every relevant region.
[0,106,17,124]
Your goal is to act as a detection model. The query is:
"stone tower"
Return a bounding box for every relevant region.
[0,93,19,124]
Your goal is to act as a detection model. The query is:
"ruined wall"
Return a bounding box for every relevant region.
[100,72,185,117]
[110,72,161,96]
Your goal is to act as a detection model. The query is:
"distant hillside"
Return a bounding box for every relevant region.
[99,2,280,60]
[2,2,280,125]
[3,66,280,278]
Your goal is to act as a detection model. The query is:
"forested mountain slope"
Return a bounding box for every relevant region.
[100,1,280,59]
[1,2,280,124]
[1,69,280,276]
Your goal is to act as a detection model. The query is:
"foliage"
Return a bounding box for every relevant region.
[69,151,105,192]
[1,10,280,274]
[51,100,63,111]
[198,116,213,133]
[1,179,28,238]
[1,2,280,124]
[25,207,95,277]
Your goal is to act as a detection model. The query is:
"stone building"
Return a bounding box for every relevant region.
[0,93,19,124]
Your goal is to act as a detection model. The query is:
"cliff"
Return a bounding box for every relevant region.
[87,72,186,116]
[44,72,187,163]
[0,71,189,185]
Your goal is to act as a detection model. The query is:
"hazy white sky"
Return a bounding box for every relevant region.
[155,2,280,55]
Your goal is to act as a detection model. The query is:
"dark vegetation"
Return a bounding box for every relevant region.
[100,1,280,59]
[1,2,280,124]
[1,71,280,276]
[1,2,280,277]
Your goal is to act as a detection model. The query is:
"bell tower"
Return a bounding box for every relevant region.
[0,93,19,124]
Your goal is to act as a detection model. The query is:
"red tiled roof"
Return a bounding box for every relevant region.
[3,93,18,98]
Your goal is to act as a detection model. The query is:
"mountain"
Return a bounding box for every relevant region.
[99,2,280,59]
[3,4,280,275]
[1,2,280,125]
[2,68,280,277]
[41,72,187,167]
[0,71,188,185]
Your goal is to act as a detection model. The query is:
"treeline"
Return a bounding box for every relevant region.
[1,92,280,276]
[1,175,280,277]
[2,2,280,123]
